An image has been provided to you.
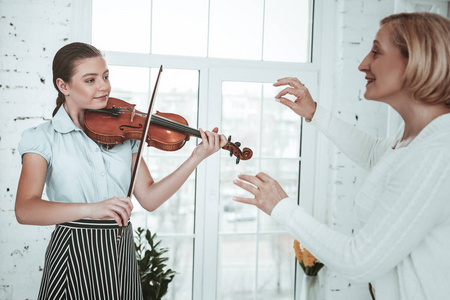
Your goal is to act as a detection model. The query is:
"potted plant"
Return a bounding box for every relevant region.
[135,227,176,300]
[293,240,324,300]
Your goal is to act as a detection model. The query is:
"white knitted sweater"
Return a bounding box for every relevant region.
[272,105,450,300]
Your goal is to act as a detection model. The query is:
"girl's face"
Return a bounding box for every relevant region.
[358,24,409,103]
[63,56,111,111]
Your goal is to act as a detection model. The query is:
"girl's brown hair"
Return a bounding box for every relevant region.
[52,42,102,116]
[380,12,450,106]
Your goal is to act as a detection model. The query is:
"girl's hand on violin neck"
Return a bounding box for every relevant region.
[274,77,317,121]
[232,172,288,215]
[192,127,228,161]
[88,197,133,227]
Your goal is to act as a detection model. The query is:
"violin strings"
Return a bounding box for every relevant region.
[151,115,201,137]
[115,111,201,137]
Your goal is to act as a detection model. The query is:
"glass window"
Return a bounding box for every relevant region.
[92,0,313,62]
[263,0,311,62]
[92,0,151,53]
[209,0,264,60]
[217,80,301,298]
[152,0,209,56]
[90,1,315,299]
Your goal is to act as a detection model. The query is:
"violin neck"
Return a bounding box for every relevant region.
[151,114,201,138]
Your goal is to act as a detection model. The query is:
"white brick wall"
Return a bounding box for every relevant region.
[0,1,72,299]
[0,0,397,299]
[319,1,396,300]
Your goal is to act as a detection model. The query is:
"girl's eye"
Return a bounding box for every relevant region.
[104,75,109,80]
[371,49,378,56]
[86,78,94,83]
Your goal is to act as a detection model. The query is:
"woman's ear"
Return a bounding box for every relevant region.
[56,78,70,96]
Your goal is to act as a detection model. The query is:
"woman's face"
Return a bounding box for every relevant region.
[358,24,409,103]
[64,56,111,111]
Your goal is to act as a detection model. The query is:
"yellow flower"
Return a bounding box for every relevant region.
[293,240,324,276]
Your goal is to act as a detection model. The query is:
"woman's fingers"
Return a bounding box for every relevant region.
[233,175,260,196]
[273,77,304,89]
[233,173,288,215]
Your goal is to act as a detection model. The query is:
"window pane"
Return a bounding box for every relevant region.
[92,0,150,53]
[209,0,264,60]
[160,236,194,300]
[217,235,256,300]
[258,159,299,232]
[108,65,149,108]
[136,156,196,234]
[263,0,312,62]
[219,156,259,233]
[219,81,301,234]
[257,234,296,299]
[221,82,261,157]
[262,84,301,157]
[220,82,261,233]
[133,68,199,234]
[152,0,208,56]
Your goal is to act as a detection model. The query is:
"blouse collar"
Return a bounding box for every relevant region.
[51,105,82,134]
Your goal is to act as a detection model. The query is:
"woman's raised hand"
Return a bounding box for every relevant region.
[192,127,228,161]
[88,197,133,227]
[274,77,317,121]
[233,172,288,215]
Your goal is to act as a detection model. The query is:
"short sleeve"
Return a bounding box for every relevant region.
[130,139,141,154]
[18,126,52,164]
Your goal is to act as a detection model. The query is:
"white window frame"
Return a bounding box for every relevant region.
[70,0,336,299]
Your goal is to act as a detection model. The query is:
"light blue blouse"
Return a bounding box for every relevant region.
[18,106,140,203]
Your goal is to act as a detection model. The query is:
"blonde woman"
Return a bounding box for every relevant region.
[234,12,450,300]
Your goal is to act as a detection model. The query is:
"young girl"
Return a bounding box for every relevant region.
[234,12,450,300]
[15,42,227,299]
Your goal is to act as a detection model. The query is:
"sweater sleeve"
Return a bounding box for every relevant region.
[309,105,397,170]
[271,148,450,283]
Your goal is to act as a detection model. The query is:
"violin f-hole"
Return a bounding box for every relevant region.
[119,124,143,131]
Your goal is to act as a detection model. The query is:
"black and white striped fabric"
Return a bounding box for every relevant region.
[38,219,143,300]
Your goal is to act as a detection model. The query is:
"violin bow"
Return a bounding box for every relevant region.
[117,65,163,242]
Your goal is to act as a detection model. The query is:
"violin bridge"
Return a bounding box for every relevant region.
[131,107,136,123]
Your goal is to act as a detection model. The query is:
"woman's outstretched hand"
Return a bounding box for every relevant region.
[233,172,288,215]
[192,127,228,161]
[274,77,317,121]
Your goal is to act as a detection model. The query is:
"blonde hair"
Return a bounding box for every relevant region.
[381,12,450,106]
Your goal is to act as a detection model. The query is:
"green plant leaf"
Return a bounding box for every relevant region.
[135,228,177,300]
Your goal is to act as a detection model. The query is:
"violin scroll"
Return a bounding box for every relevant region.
[224,135,253,164]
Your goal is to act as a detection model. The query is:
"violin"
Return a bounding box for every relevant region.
[84,97,253,164]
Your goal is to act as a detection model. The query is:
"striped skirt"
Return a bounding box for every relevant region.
[38,219,143,300]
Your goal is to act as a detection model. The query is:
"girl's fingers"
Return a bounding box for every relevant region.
[219,134,228,147]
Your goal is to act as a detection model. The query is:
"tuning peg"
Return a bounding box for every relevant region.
[235,141,241,147]
[236,156,240,164]
[230,150,233,157]
[228,135,232,142]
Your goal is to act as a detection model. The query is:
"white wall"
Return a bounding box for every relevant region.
[318,1,395,299]
[0,0,397,299]
[0,1,73,299]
